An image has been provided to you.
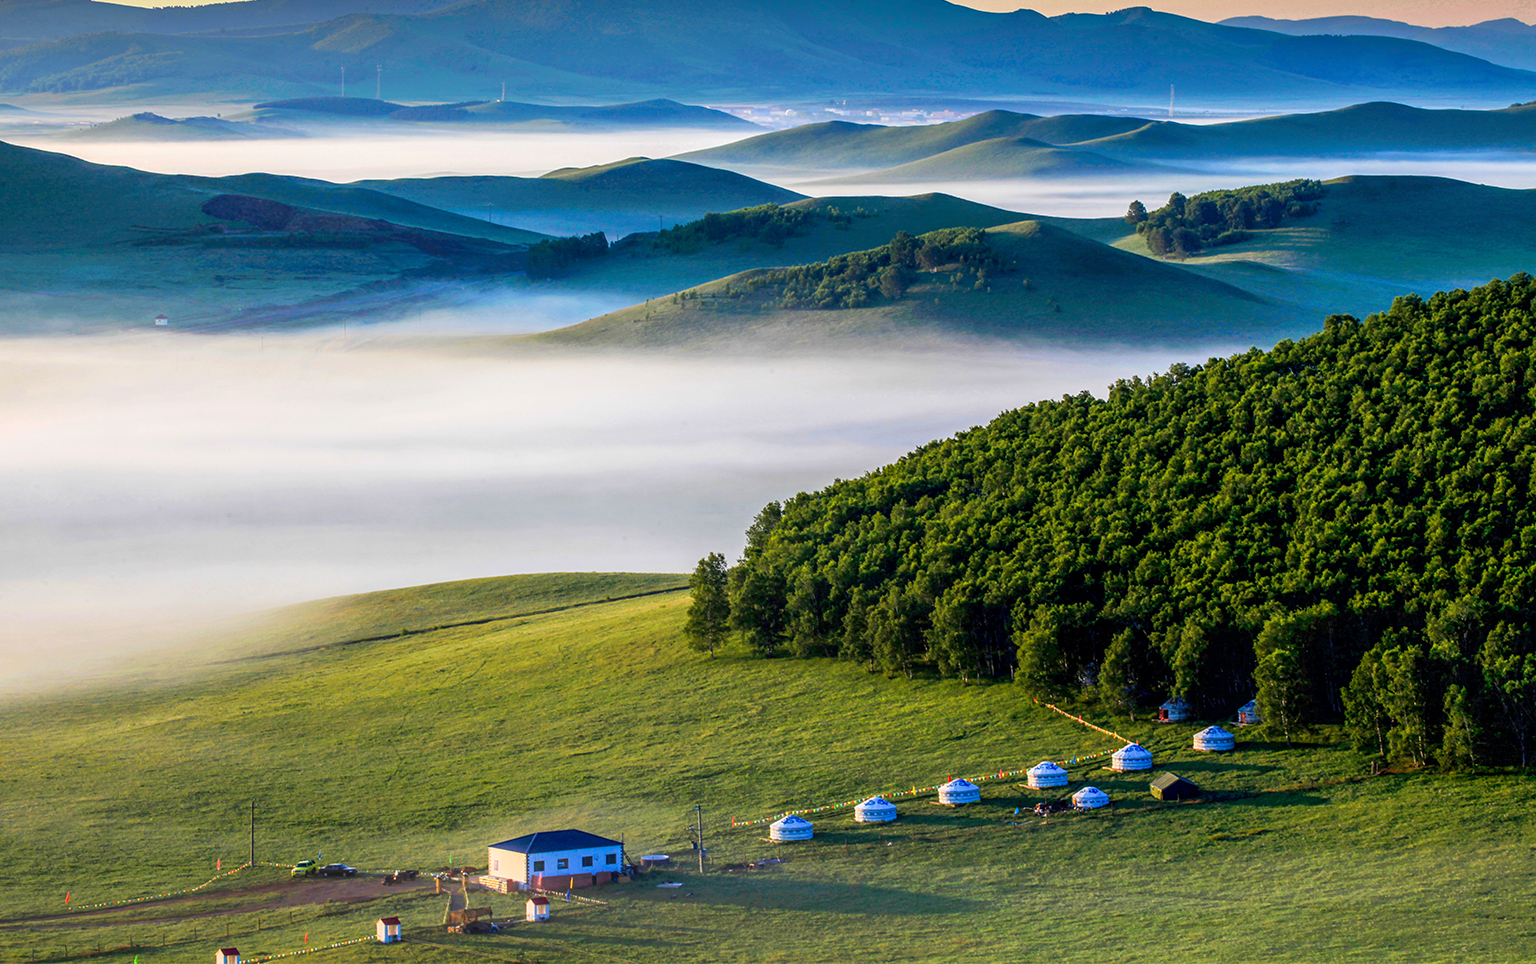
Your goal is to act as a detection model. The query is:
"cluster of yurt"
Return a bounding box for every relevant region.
[1194,724,1236,752]
[1110,742,1154,772]
[937,777,981,805]
[1158,697,1191,722]
[1072,786,1110,810]
[769,814,814,842]
[1027,761,1069,789]
[1238,699,1262,725]
[854,796,898,823]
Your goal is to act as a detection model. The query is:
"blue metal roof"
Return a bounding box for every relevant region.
[489,829,622,854]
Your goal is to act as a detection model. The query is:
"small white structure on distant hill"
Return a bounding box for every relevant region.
[854,796,898,822]
[1159,697,1191,722]
[770,814,814,841]
[937,777,981,805]
[1111,742,1154,772]
[1027,761,1069,789]
[1072,786,1110,810]
[1238,700,1262,725]
[1194,724,1236,752]
[154,313,169,326]
[526,896,550,922]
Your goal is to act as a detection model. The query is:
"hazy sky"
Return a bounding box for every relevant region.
[100,0,1535,28]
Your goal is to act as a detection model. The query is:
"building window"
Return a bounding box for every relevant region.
[493,859,499,872]
[582,856,594,867]
[605,853,617,865]
[533,860,545,872]
[557,858,569,870]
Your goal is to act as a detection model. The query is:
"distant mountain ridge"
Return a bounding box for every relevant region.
[1222,15,1536,73]
[0,2,1532,105]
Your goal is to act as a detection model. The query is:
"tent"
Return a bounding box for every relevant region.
[769,814,814,841]
[1193,724,1236,752]
[1150,773,1200,801]
[1238,700,1262,725]
[1159,697,1191,722]
[937,778,981,805]
[854,796,898,822]
[1110,742,1154,771]
[1072,786,1110,810]
[1026,761,1069,789]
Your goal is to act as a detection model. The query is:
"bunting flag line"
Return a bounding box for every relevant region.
[530,887,607,907]
[245,934,374,963]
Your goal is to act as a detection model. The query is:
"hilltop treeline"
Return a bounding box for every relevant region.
[651,202,873,254]
[1128,179,1324,257]
[689,274,1536,768]
[525,231,609,278]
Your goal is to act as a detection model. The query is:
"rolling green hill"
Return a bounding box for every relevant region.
[3,570,1536,962]
[807,135,1155,183]
[57,112,293,141]
[352,158,803,238]
[0,140,547,330]
[243,96,756,130]
[529,219,1286,351]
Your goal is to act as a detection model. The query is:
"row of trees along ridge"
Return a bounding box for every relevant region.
[687,274,1536,769]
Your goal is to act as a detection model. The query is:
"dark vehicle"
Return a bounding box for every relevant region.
[464,920,501,934]
[319,863,358,877]
[381,869,420,886]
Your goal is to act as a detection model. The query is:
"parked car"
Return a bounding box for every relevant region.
[382,869,420,885]
[291,859,318,878]
[319,863,358,877]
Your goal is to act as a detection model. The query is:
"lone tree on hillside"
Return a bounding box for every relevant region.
[683,552,730,658]
[1124,199,1148,224]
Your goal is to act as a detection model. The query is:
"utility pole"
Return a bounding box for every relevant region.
[687,805,705,874]
[1169,83,1175,119]
[341,66,345,98]
[249,800,255,868]
[376,64,382,101]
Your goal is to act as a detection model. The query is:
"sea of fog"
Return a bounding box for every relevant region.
[0,333,1249,693]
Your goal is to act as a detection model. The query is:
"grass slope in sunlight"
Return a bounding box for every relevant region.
[5,572,1535,962]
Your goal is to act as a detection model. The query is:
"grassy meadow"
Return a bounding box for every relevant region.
[2,573,1535,962]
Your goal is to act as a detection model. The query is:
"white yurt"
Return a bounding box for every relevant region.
[1111,742,1154,771]
[1194,724,1236,752]
[1159,697,1191,722]
[1026,761,1069,789]
[937,778,981,805]
[1072,786,1110,810]
[854,796,898,823]
[1238,699,1262,725]
[769,814,814,841]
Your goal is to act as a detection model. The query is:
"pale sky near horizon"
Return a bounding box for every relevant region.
[99,0,1535,28]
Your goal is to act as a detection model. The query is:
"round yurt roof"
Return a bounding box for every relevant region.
[857,795,896,810]
[854,796,898,820]
[941,778,978,790]
[938,777,981,803]
[1197,725,1233,739]
[1028,761,1067,775]
[772,814,812,829]
[1161,697,1189,708]
[1072,786,1110,808]
[1194,725,1236,750]
[1112,742,1153,769]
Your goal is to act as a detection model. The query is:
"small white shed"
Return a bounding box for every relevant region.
[854,796,898,822]
[1159,697,1191,722]
[154,314,169,327]
[770,814,814,841]
[215,950,240,964]
[1072,786,1110,810]
[1194,724,1236,752]
[1238,700,1262,725]
[1111,743,1154,771]
[526,896,550,922]
[937,778,981,805]
[376,917,401,943]
[1026,761,1069,789]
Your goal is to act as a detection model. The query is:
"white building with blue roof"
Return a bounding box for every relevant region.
[487,829,626,889]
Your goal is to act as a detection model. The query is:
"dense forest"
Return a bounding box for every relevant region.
[1127,178,1325,257]
[648,202,873,254]
[687,274,1536,768]
[525,231,609,278]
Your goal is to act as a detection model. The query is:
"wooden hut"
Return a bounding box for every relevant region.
[937,778,981,805]
[854,796,898,822]
[376,917,402,943]
[1238,700,1262,725]
[1110,742,1153,772]
[1072,786,1110,810]
[1158,697,1191,722]
[770,814,814,841]
[215,950,240,964]
[1194,724,1236,752]
[1026,761,1068,789]
[1150,773,1200,801]
[526,896,550,922]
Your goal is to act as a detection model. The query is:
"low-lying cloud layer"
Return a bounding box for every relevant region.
[0,332,1246,692]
